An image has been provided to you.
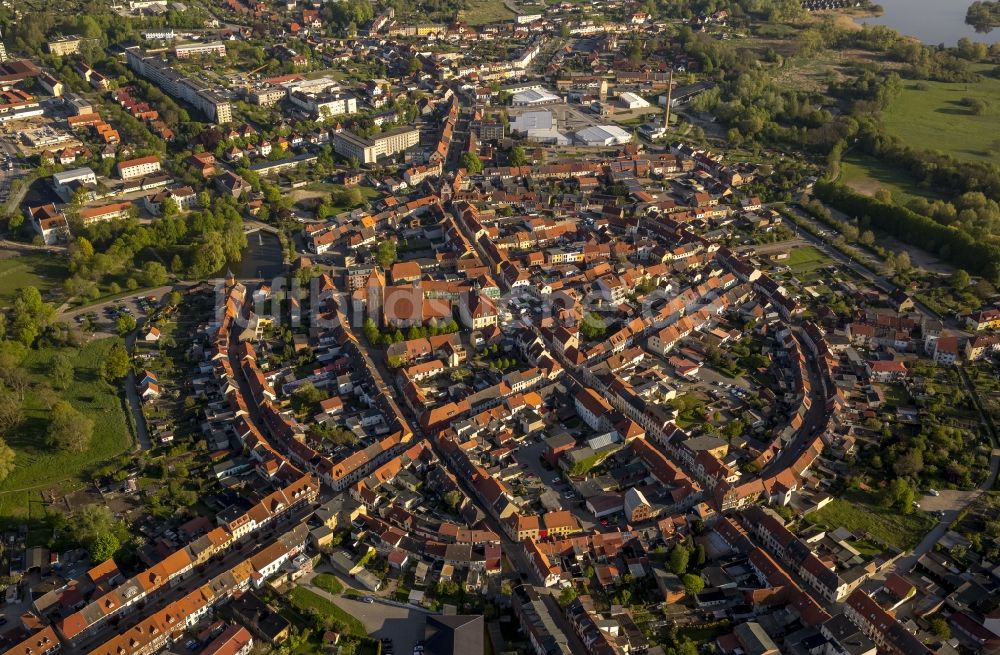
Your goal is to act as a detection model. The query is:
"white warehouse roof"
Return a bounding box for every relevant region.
[574,125,632,146]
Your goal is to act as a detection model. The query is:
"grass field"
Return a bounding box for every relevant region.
[0,252,66,304]
[883,71,1000,163]
[839,151,944,206]
[458,0,516,25]
[286,587,367,636]
[803,489,934,550]
[0,339,132,530]
[784,245,834,277]
[312,573,345,595]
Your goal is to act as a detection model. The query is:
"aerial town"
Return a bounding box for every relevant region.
[0,1,999,655]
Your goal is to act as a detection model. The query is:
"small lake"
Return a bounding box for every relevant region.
[855,0,1000,45]
[214,229,285,281]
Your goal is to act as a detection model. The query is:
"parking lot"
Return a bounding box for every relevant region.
[514,438,598,531]
[331,596,430,655]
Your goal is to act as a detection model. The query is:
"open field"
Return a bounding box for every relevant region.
[839,151,944,206]
[0,251,66,304]
[0,339,132,529]
[883,71,1000,164]
[803,489,935,550]
[785,245,834,277]
[312,572,345,595]
[458,0,516,25]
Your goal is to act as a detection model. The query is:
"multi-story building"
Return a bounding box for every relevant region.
[201,625,253,655]
[47,36,82,56]
[333,126,420,165]
[38,73,64,97]
[26,204,70,245]
[459,291,499,330]
[250,86,287,107]
[52,167,97,201]
[288,89,357,120]
[174,41,227,58]
[76,202,134,226]
[574,387,613,432]
[125,47,232,123]
[117,155,161,180]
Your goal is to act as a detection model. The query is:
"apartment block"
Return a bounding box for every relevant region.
[126,47,232,124]
[117,155,161,180]
[47,36,82,56]
[174,41,227,58]
[333,126,420,165]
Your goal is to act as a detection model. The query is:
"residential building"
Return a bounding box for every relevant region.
[126,47,232,123]
[333,126,420,165]
[174,42,227,58]
[48,36,82,56]
[118,155,162,180]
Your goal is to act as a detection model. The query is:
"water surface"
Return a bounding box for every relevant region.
[855,0,1000,45]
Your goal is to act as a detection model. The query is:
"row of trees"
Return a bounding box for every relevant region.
[814,180,1000,282]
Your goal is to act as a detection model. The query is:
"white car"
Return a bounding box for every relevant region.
[928,489,940,497]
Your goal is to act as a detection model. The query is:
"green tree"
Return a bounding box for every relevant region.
[46,400,93,453]
[882,477,916,513]
[89,532,120,564]
[509,146,527,166]
[951,269,971,289]
[52,352,75,390]
[461,152,483,174]
[893,449,924,478]
[363,318,380,345]
[338,186,364,207]
[116,313,137,336]
[669,543,689,575]
[558,586,578,606]
[681,573,704,595]
[927,614,951,639]
[580,313,607,340]
[142,261,168,287]
[443,490,463,512]
[375,240,397,269]
[291,381,327,413]
[102,343,130,382]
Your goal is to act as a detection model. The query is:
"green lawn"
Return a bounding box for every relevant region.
[803,489,934,550]
[0,339,132,531]
[839,151,944,206]
[312,573,345,595]
[784,246,833,276]
[458,0,516,25]
[883,71,1000,163]
[286,587,367,637]
[0,252,67,304]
